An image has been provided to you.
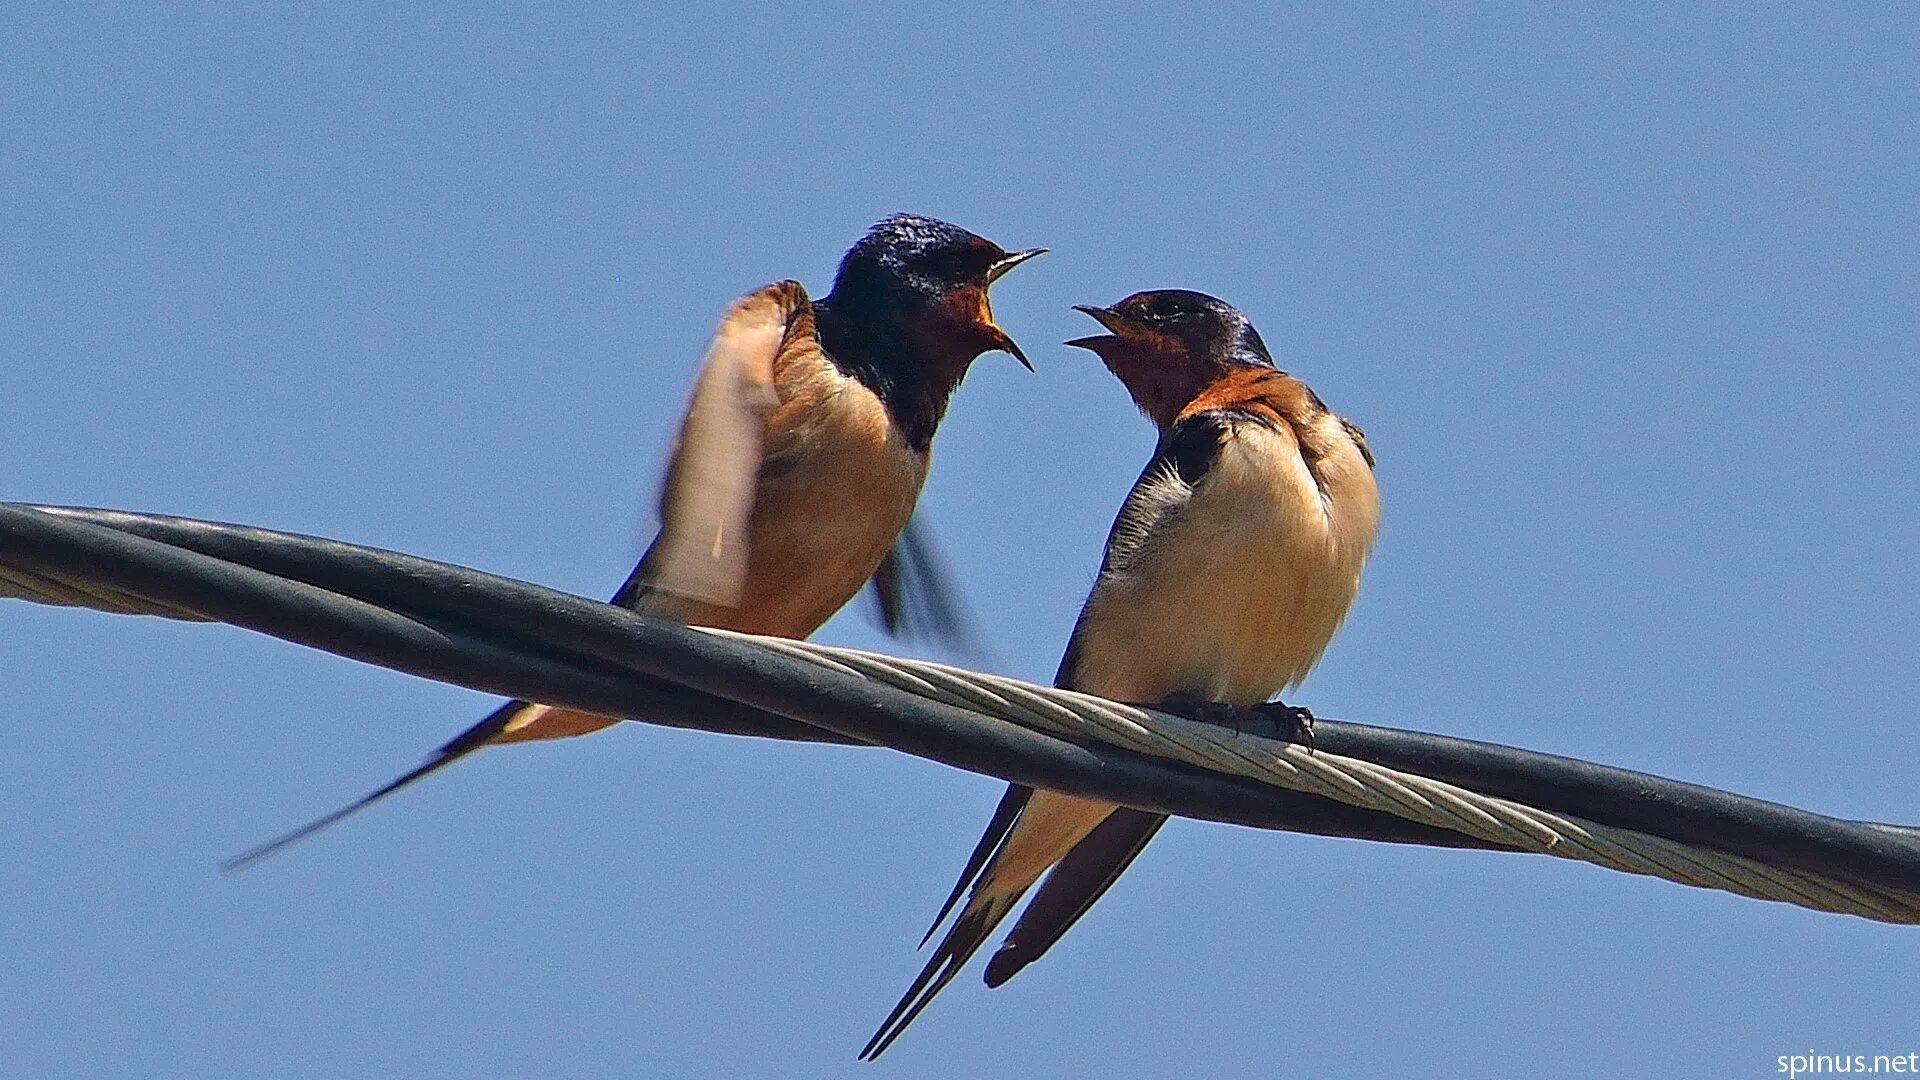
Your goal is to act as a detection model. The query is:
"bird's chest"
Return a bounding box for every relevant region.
[1070,426,1367,703]
[728,366,926,635]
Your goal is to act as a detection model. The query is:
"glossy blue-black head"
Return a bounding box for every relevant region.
[1067,289,1273,368]
[826,213,1044,370]
[1066,290,1277,427]
[834,214,1040,300]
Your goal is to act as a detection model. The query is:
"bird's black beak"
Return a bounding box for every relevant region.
[988,326,1035,371]
[1065,303,1133,352]
[979,248,1044,371]
[985,247,1047,286]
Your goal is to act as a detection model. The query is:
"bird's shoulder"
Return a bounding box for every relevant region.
[723,279,823,379]
[1178,365,1313,425]
[1178,365,1376,473]
[1157,367,1304,486]
[625,282,804,609]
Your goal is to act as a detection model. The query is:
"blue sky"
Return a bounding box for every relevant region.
[4,5,1917,1078]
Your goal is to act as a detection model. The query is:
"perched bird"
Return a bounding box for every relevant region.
[226,214,1043,869]
[862,289,1380,1058]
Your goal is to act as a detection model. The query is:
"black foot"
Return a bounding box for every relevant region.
[1151,693,1316,747]
[1249,700,1315,747]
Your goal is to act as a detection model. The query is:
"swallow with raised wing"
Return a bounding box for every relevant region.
[227,214,1043,869]
[863,289,1379,1057]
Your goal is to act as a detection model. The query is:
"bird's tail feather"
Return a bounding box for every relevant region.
[861,894,1022,1061]
[861,789,1114,1058]
[221,698,533,871]
[920,785,1031,946]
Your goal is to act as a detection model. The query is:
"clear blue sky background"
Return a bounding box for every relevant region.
[4,5,1917,1078]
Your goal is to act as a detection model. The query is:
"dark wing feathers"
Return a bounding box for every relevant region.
[919,784,1032,947]
[608,541,663,610]
[1340,416,1375,469]
[1161,410,1234,487]
[1056,409,1233,688]
[983,807,1168,987]
[865,515,985,656]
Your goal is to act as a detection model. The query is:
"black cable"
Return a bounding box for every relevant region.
[4,504,1918,895]
[0,504,1498,852]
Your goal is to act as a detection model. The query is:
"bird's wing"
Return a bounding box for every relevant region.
[983,806,1167,987]
[865,514,984,656]
[637,280,798,608]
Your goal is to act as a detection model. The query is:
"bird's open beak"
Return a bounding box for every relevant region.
[985,247,1047,286]
[1064,303,1136,352]
[987,325,1035,371]
[979,248,1044,371]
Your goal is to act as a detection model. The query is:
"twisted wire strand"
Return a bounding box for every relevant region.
[702,629,1920,924]
[0,565,210,619]
[5,504,1917,923]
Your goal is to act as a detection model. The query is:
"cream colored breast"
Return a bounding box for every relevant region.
[714,359,927,638]
[1067,415,1379,706]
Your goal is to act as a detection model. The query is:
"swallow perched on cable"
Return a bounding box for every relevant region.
[862,289,1380,1058]
[225,213,1043,869]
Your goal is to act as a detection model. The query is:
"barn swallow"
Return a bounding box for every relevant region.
[225,214,1043,869]
[861,290,1380,1058]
